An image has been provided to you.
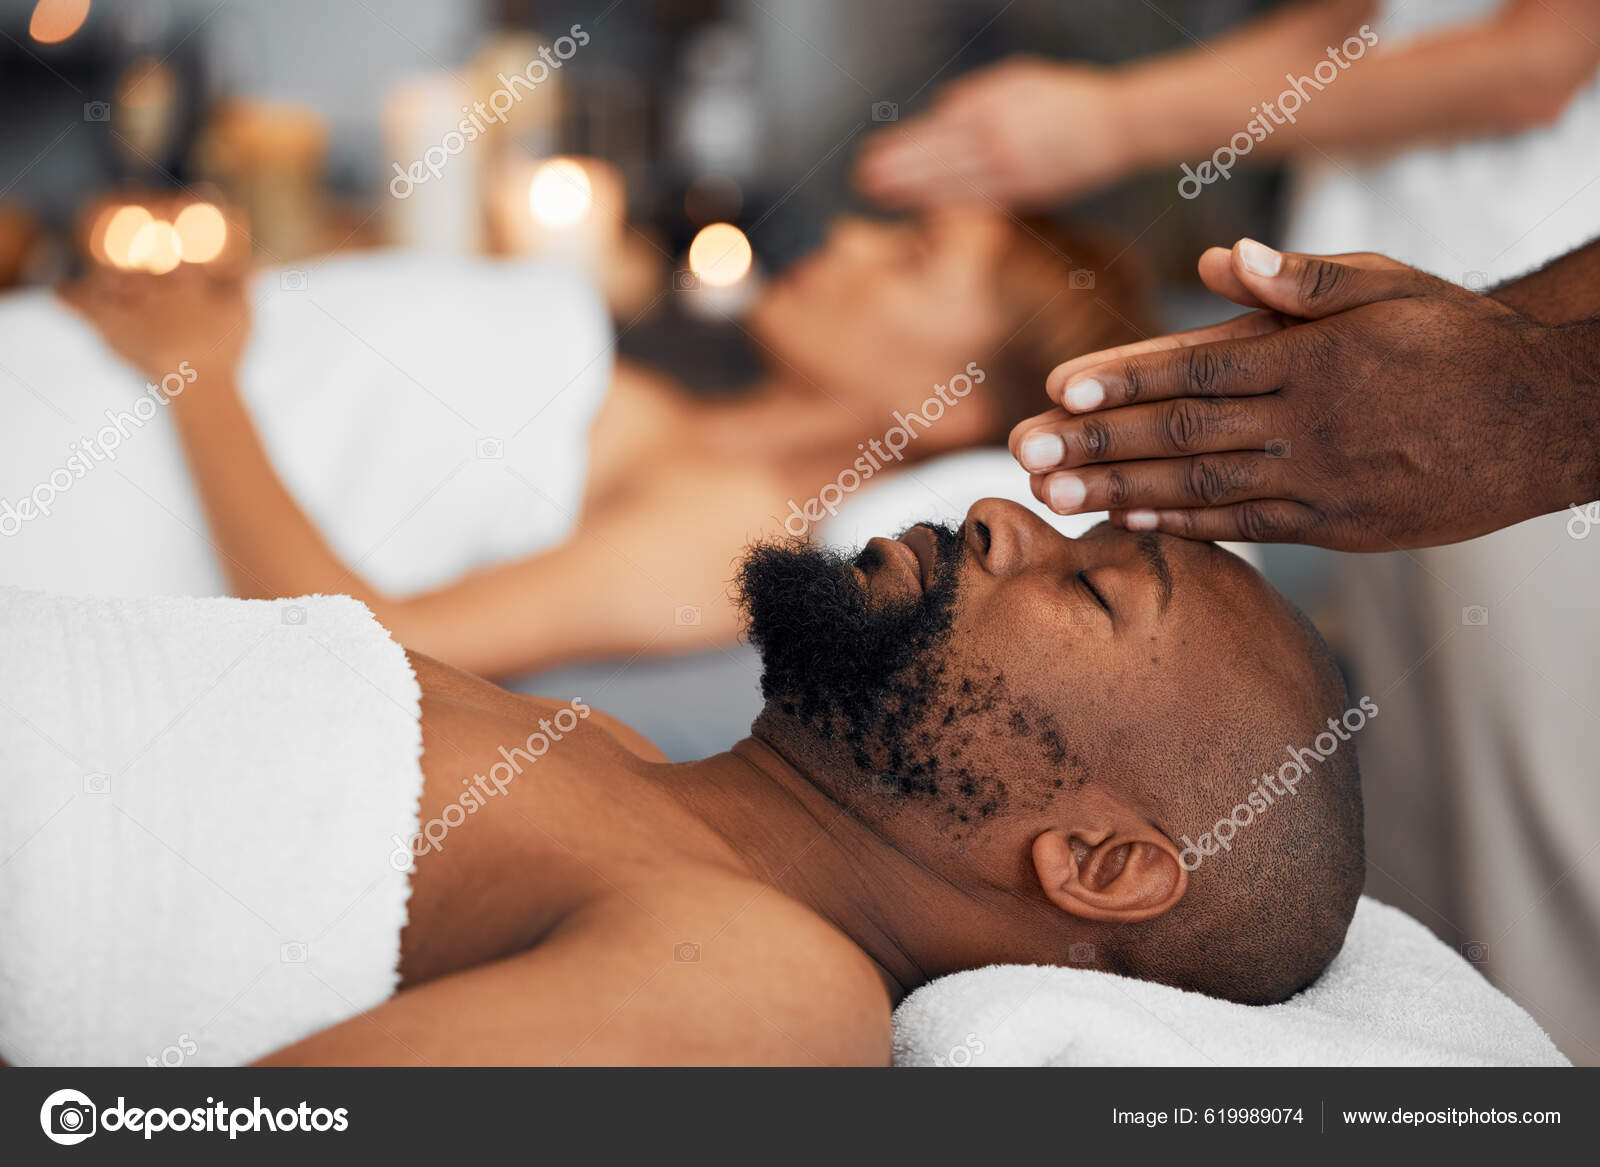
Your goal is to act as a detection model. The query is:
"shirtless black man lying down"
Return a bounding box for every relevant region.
[256,493,1365,1064]
[5,497,1364,1066]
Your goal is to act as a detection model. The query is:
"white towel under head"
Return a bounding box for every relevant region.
[0,587,424,1067]
[891,897,1567,1066]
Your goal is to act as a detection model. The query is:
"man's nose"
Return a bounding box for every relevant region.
[963,497,1070,578]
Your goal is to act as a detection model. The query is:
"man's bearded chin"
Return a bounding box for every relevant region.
[735,523,965,776]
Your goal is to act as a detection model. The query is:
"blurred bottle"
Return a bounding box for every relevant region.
[670,23,761,184]
[194,100,328,262]
[103,0,202,185]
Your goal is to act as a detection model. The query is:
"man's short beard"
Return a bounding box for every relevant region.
[735,524,964,781]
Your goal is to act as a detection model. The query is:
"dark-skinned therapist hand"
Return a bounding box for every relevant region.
[1008,236,1600,551]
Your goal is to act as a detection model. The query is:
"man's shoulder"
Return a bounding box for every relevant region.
[408,649,670,762]
[579,871,894,1066]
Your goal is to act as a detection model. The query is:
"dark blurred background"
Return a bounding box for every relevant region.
[0,0,1283,308]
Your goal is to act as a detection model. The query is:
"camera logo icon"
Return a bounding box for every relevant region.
[673,269,700,291]
[1461,605,1489,627]
[866,772,898,796]
[1462,270,1490,292]
[281,604,307,626]
[1567,500,1600,540]
[280,941,309,963]
[934,1032,985,1067]
[871,101,899,122]
[83,101,110,122]
[1067,941,1097,964]
[84,772,111,795]
[1265,438,1291,458]
[673,941,700,963]
[1462,940,1489,963]
[40,1089,97,1145]
[279,269,308,291]
[674,604,702,627]
[475,437,504,460]
[1068,268,1095,290]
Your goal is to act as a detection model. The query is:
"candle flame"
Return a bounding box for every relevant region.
[128,220,183,274]
[102,205,153,270]
[688,223,752,288]
[174,203,228,264]
[528,159,593,229]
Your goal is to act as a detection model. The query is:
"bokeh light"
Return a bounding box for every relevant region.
[117,57,177,109]
[528,159,594,229]
[102,205,153,269]
[687,222,752,288]
[174,202,228,263]
[128,220,183,274]
[29,0,90,45]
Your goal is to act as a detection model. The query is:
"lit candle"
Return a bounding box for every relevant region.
[681,221,760,320]
[172,202,228,264]
[99,204,153,270]
[383,75,483,254]
[525,155,624,278]
[83,193,248,274]
[128,219,183,274]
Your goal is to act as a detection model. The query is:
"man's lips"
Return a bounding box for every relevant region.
[899,524,937,589]
[862,536,922,592]
[859,524,939,593]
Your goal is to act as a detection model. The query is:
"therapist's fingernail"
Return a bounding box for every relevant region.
[1047,474,1087,512]
[1123,509,1159,531]
[1063,378,1104,412]
[1019,432,1065,471]
[1237,238,1283,278]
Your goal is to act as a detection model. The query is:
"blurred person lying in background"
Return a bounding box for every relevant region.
[64,208,1149,679]
[8,500,1359,1065]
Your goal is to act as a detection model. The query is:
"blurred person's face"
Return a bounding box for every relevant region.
[748,208,1014,447]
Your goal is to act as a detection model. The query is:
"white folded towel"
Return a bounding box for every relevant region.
[0,587,423,1067]
[891,897,1568,1066]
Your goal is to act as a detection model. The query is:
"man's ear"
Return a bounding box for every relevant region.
[1030,824,1187,922]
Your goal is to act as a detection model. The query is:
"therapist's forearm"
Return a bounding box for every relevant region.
[1116,0,1599,169]
[1551,315,1600,502]
[1491,240,1600,509]
[1492,236,1600,326]
[1545,318,1600,509]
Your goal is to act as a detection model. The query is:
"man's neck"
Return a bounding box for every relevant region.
[651,734,1015,1002]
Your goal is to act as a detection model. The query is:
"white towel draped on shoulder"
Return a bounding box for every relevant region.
[0,587,424,1067]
